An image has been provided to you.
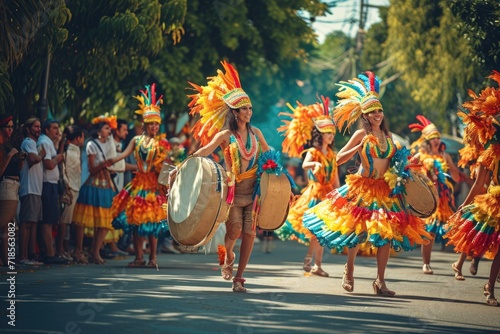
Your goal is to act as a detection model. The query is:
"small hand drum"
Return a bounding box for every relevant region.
[404,169,438,218]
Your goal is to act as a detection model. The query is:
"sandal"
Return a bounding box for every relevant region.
[452,263,465,281]
[483,283,498,306]
[148,259,159,270]
[303,257,313,273]
[72,252,89,264]
[127,259,146,267]
[232,277,247,293]
[311,265,329,277]
[221,252,235,281]
[422,264,433,274]
[373,279,396,296]
[342,264,354,292]
[469,259,478,276]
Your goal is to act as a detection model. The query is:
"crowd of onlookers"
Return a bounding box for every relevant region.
[0,114,183,268]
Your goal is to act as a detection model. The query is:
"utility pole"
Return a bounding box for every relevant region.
[353,0,368,76]
[36,50,51,120]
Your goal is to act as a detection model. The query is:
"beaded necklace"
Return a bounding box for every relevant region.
[136,135,156,172]
[234,130,258,161]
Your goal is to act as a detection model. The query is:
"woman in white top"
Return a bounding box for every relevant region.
[72,117,117,264]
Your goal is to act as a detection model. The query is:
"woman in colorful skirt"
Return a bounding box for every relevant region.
[303,71,431,296]
[408,116,460,274]
[73,116,118,264]
[276,98,340,277]
[111,84,168,268]
[446,70,500,306]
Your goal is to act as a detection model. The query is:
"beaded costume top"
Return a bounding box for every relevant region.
[360,134,398,178]
[224,131,262,182]
[305,147,337,185]
[134,135,167,174]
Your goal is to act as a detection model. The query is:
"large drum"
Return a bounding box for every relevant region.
[256,173,291,230]
[157,162,176,187]
[404,169,438,218]
[168,156,230,247]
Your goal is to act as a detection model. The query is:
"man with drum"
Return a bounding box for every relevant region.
[188,61,271,292]
[303,71,431,296]
[408,116,460,275]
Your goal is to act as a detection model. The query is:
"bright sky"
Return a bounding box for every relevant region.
[312,0,389,43]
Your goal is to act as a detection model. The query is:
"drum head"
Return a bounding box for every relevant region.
[168,157,230,246]
[257,173,290,230]
[169,158,203,223]
[405,170,438,218]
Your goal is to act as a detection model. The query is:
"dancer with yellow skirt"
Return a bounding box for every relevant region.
[73,116,118,264]
[276,97,340,276]
[303,71,431,296]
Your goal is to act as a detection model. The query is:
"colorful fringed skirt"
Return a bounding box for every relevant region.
[73,169,117,230]
[303,174,431,252]
[276,181,332,245]
[424,182,455,243]
[445,185,500,258]
[111,171,168,237]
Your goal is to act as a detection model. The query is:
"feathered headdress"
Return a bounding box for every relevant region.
[457,70,500,173]
[408,115,441,151]
[187,61,251,146]
[92,115,117,130]
[278,96,335,158]
[134,83,163,124]
[333,71,383,133]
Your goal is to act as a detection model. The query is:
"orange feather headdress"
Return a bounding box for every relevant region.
[187,61,251,146]
[458,70,500,173]
[92,115,117,130]
[278,96,335,158]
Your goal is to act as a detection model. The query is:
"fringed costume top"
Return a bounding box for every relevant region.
[304,134,431,252]
[111,135,169,237]
[277,147,337,244]
[419,152,455,241]
[223,131,262,218]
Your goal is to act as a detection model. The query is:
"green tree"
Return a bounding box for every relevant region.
[385,0,480,134]
[449,0,500,69]
[0,0,70,113]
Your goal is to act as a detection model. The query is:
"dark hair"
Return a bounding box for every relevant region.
[226,108,252,134]
[89,122,107,139]
[42,119,59,133]
[359,114,389,135]
[116,118,128,131]
[422,138,445,154]
[64,125,84,141]
[307,127,334,150]
[0,113,13,127]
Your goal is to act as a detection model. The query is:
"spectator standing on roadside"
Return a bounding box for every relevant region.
[38,120,67,264]
[18,118,45,266]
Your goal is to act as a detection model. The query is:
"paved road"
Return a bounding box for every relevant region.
[1,241,499,333]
